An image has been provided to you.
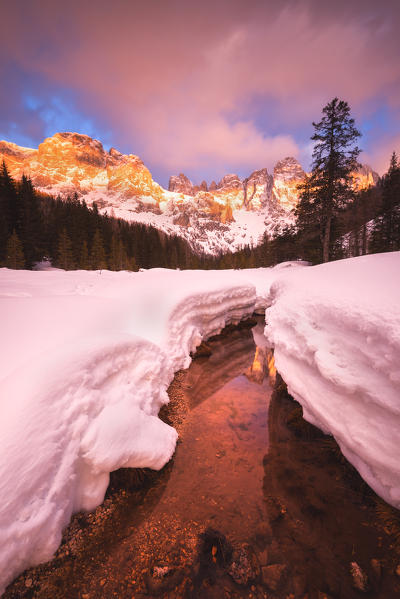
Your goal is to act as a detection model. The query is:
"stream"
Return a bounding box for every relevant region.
[4,319,400,599]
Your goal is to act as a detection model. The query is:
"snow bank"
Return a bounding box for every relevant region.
[0,266,274,593]
[1,254,399,592]
[264,252,400,509]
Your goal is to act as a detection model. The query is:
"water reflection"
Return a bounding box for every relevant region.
[184,325,258,409]
[160,320,273,542]
[262,382,400,599]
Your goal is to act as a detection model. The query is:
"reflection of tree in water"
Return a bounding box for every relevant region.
[183,326,256,409]
[262,377,400,598]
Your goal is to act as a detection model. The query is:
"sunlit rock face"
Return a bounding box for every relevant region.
[352,164,379,191]
[0,133,163,204]
[272,157,306,211]
[243,168,274,211]
[169,173,194,195]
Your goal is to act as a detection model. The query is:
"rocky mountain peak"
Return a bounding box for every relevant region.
[273,157,305,180]
[38,132,107,169]
[193,180,208,193]
[352,164,380,190]
[272,157,306,211]
[218,174,242,190]
[168,173,194,195]
[243,168,273,210]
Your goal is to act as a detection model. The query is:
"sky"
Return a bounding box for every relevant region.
[1,0,399,187]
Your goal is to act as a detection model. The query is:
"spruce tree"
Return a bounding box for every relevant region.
[79,239,90,269]
[56,229,75,270]
[18,175,42,267]
[296,98,361,262]
[90,229,108,270]
[109,234,129,270]
[379,152,400,251]
[0,161,17,261]
[5,230,25,269]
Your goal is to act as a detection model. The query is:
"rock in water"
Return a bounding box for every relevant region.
[350,561,369,592]
[261,563,287,591]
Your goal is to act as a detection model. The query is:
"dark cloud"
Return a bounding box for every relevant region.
[1,0,399,182]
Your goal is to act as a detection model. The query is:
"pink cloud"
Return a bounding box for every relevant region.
[1,0,400,179]
[362,133,400,176]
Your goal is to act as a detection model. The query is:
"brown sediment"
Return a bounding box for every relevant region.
[4,323,400,599]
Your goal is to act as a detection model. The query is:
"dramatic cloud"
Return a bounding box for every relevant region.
[1,0,399,183]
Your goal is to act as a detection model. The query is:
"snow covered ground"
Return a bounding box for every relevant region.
[264,252,400,510]
[0,254,399,593]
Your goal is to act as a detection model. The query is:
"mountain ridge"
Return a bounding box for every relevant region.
[0,132,379,255]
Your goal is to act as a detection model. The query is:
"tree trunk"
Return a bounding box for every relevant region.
[362,223,367,255]
[322,216,331,262]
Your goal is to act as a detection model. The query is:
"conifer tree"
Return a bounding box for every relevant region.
[379,152,400,251]
[18,175,42,267]
[129,255,138,272]
[0,161,17,261]
[56,229,75,270]
[109,234,129,270]
[5,230,25,269]
[90,229,108,270]
[296,98,361,262]
[79,239,90,269]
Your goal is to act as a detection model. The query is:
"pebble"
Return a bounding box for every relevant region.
[370,558,382,581]
[25,578,33,588]
[261,563,287,591]
[228,545,259,585]
[257,549,268,566]
[350,561,369,592]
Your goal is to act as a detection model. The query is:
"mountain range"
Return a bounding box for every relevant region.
[0,132,379,255]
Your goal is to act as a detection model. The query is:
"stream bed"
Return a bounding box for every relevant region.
[4,320,400,599]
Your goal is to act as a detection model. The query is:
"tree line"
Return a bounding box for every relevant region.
[0,162,218,271]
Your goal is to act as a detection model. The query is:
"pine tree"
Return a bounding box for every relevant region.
[79,239,90,269]
[56,229,75,270]
[0,161,18,261]
[90,229,108,270]
[18,175,42,267]
[129,254,138,272]
[296,98,361,262]
[5,230,25,269]
[379,152,400,251]
[109,233,130,270]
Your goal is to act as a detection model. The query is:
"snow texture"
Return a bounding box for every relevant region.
[264,252,400,510]
[0,254,399,593]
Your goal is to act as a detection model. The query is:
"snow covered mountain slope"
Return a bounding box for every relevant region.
[0,132,378,255]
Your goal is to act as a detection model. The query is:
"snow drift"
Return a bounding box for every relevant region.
[265,252,400,510]
[0,267,273,593]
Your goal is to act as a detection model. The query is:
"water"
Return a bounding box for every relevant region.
[154,322,273,543]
